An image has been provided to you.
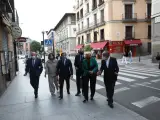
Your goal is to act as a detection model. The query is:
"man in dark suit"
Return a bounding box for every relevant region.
[97,51,119,108]
[25,52,43,98]
[56,52,73,100]
[74,48,84,96]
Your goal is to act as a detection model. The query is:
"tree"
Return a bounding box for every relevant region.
[30,41,41,52]
[84,45,92,52]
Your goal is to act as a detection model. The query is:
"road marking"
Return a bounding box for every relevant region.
[151,79,160,83]
[119,72,148,79]
[119,69,159,77]
[114,87,130,93]
[135,83,160,91]
[118,76,135,82]
[132,96,160,108]
[96,76,121,85]
[73,75,104,90]
[130,84,140,88]
[122,67,160,73]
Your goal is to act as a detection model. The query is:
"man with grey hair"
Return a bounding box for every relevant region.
[97,51,119,108]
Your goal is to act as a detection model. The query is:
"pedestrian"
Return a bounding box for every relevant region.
[128,50,132,64]
[121,51,127,64]
[82,51,98,103]
[45,53,59,96]
[74,48,84,96]
[156,52,160,69]
[56,52,73,100]
[24,55,29,76]
[25,52,43,98]
[97,51,119,108]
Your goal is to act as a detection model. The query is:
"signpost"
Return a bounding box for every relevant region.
[44,39,53,46]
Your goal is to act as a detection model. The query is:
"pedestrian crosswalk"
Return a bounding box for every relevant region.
[72,66,160,91]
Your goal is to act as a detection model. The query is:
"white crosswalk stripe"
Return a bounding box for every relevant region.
[118,72,148,79]
[124,67,160,73]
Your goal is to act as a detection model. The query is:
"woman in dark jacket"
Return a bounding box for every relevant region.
[82,51,98,103]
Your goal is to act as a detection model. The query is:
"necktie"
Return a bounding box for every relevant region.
[32,59,34,67]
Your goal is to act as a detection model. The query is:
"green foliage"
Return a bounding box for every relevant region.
[84,45,92,52]
[30,41,41,52]
[56,49,59,54]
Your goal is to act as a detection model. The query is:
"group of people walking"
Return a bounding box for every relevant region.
[24,49,119,108]
[121,50,132,64]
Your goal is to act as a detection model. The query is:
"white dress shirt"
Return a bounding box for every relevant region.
[106,56,110,68]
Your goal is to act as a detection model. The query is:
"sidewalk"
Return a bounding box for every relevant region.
[0,60,148,120]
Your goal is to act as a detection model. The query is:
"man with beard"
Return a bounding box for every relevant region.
[25,52,43,98]
[74,48,84,96]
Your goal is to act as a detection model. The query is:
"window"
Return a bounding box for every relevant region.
[80,8,83,18]
[78,24,80,31]
[94,14,97,25]
[82,22,83,29]
[100,29,105,40]
[147,3,151,18]
[78,37,80,44]
[125,4,133,19]
[77,12,79,20]
[125,26,133,39]
[94,31,97,42]
[87,33,91,43]
[148,25,151,39]
[87,18,89,28]
[92,0,97,10]
[82,36,84,44]
[87,3,89,13]
[101,9,104,22]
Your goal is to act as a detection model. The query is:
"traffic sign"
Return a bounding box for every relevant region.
[44,39,53,46]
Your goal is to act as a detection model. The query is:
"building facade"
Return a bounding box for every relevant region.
[0,0,21,96]
[47,29,54,54]
[54,13,76,55]
[75,0,151,58]
[151,0,160,62]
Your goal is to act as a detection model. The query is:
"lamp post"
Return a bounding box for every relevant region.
[42,31,45,65]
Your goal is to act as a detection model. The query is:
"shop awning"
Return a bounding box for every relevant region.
[76,45,83,49]
[91,41,108,50]
[124,40,142,46]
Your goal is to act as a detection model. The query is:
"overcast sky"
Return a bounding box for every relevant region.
[14,0,75,41]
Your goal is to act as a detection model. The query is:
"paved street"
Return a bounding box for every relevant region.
[0,60,148,120]
[70,57,160,120]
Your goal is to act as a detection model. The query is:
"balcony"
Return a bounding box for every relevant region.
[125,32,135,40]
[122,13,137,23]
[80,0,83,6]
[145,13,151,22]
[92,6,97,11]
[145,0,151,3]
[123,0,136,2]
[98,0,104,6]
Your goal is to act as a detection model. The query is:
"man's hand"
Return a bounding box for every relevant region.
[97,71,101,76]
[89,71,93,74]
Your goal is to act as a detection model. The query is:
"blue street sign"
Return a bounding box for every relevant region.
[44,39,53,46]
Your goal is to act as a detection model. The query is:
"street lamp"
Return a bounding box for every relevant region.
[42,31,47,65]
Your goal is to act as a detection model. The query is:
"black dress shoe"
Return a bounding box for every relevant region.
[83,99,88,103]
[90,97,94,100]
[75,92,81,96]
[59,96,63,100]
[35,94,38,98]
[108,103,114,108]
[67,91,70,94]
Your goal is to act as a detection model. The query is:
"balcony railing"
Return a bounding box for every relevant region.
[92,5,97,11]
[145,13,151,22]
[80,0,83,6]
[122,13,137,22]
[76,19,105,35]
[125,32,135,40]
[123,0,136,2]
[98,0,104,6]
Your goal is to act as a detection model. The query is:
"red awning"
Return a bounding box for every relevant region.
[16,37,28,42]
[76,45,83,49]
[124,40,142,46]
[91,41,108,50]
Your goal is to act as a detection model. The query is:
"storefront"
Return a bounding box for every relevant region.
[90,41,108,59]
[124,39,142,57]
[108,41,123,54]
[75,44,84,52]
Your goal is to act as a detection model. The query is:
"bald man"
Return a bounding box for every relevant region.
[25,52,43,98]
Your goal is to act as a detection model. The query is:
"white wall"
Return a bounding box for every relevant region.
[152,0,160,17]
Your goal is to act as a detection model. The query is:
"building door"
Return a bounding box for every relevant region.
[125,4,132,19]
[126,26,133,39]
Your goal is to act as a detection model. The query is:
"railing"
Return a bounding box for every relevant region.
[122,13,137,22]
[123,0,136,2]
[80,0,83,6]
[92,5,97,11]
[125,32,135,40]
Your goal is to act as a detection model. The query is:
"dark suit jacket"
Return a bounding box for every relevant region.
[100,57,119,82]
[74,54,84,74]
[25,58,43,77]
[56,58,73,78]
